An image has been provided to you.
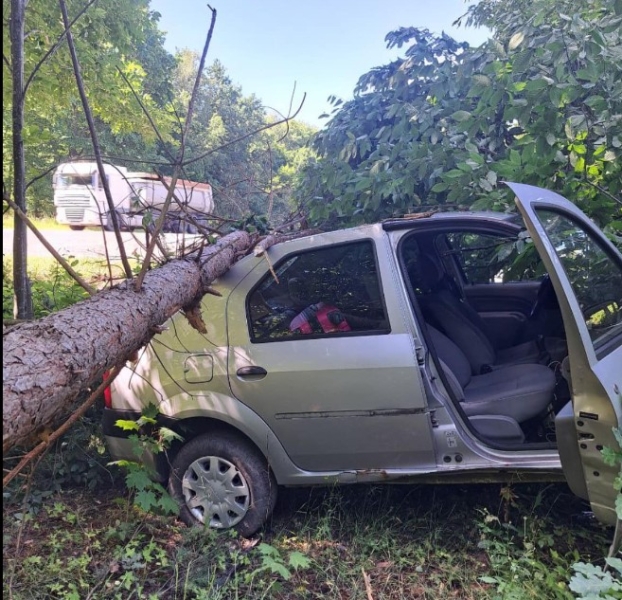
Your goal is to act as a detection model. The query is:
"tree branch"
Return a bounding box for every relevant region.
[25,163,58,192]
[133,6,217,291]
[583,179,622,207]
[182,94,305,167]
[181,5,217,158]
[2,365,122,487]
[116,66,175,164]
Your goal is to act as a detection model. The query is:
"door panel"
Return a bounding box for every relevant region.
[510,182,622,525]
[464,282,539,348]
[226,231,436,472]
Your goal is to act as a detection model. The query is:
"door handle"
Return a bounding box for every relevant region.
[236,366,268,378]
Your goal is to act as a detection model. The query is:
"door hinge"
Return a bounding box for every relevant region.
[415,345,425,365]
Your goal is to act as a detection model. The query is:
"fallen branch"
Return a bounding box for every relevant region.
[59,0,133,280]
[133,7,217,292]
[253,229,320,257]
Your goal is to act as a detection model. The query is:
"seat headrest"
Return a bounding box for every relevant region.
[418,253,445,292]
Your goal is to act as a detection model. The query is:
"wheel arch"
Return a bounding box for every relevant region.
[159,414,291,484]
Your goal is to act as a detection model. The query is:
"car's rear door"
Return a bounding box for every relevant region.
[510,182,622,524]
[226,226,436,473]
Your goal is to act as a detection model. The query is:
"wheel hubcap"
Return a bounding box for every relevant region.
[182,456,250,529]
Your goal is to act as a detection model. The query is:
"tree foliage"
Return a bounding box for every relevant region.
[168,53,316,223]
[301,0,622,231]
[2,0,176,215]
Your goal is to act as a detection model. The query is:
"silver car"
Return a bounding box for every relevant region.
[104,183,622,536]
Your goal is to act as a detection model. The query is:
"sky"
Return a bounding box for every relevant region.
[149,0,491,128]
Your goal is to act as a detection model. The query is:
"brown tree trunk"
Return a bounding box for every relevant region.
[3,231,252,452]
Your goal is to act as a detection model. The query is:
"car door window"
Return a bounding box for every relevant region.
[534,209,622,354]
[446,232,543,284]
[248,241,390,342]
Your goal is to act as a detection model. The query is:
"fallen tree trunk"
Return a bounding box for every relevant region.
[3,231,253,452]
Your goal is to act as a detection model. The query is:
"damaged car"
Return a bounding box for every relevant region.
[104,183,622,536]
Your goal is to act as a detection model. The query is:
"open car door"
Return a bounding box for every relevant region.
[509,182,622,525]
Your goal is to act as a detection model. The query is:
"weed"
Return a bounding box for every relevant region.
[2,482,610,599]
[112,404,183,516]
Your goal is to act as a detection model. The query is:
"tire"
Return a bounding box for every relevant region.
[104,211,126,232]
[69,225,85,231]
[169,432,277,537]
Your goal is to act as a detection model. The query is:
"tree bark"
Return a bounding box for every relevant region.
[11,0,33,320]
[3,231,253,452]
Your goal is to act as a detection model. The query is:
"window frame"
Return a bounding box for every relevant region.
[533,207,622,358]
[439,229,543,286]
[245,238,392,344]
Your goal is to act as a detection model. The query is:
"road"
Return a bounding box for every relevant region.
[3,227,199,261]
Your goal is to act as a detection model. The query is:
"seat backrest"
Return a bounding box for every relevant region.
[426,325,472,393]
[418,253,497,373]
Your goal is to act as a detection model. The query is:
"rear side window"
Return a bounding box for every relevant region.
[446,232,543,284]
[248,241,389,342]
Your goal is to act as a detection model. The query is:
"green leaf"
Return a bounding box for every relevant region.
[115,419,140,432]
[451,110,472,122]
[125,468,152,492]
[159,427,183,444]
[288,551,312,570]
[135,490,157,512]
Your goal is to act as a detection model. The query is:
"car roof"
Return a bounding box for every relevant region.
[381,210,523,231]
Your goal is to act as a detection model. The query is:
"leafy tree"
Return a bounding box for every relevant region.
[168,53,316,224]
[301,0,622,231]
[2,0,176,216]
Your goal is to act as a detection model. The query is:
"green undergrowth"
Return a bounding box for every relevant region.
[3,256,134,320]
[3,450,613,600]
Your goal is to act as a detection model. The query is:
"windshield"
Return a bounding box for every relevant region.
[55,173,94,189]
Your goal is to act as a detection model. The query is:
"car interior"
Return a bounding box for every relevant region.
[400,229,571,449]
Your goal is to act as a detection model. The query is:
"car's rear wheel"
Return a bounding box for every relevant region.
[168,432,277,537]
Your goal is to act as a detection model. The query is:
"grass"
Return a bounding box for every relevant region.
[3,256,138,320]
[3,214,71,232]
[3,456,612,600]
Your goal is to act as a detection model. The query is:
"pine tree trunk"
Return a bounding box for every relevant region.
[3,231,252,451]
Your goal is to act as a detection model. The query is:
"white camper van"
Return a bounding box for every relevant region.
[53,162,214,232]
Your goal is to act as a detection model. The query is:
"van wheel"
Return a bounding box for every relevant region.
[169,432,277,537]
[69,225,85,231]
[104,211,126,232]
